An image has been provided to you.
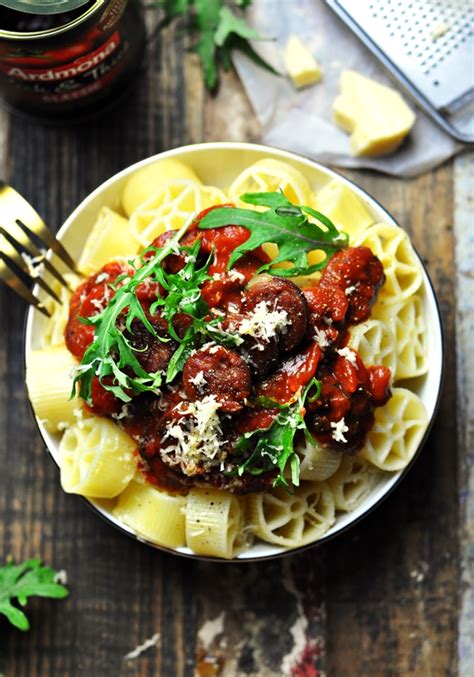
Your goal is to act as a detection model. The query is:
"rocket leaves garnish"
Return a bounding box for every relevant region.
[156,0,278,90]
[197,191,349,277]
[72,190,346,407]
[72,220,239,405]
[235,378,322,487]
[0,558,68,631]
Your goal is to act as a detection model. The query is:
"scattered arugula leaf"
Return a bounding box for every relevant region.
[236,378,322,487]
[156,0,278,89]
[198,191,349,277]
[0,558,68,631]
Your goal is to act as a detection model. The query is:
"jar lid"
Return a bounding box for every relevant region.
[0,0,91,14]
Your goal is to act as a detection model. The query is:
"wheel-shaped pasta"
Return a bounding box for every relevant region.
[114,480,186,548]
[353,223,422,304]
[26,345,81,431]
[247,481,335,547]
[311,179,374,239]
[41,273,81,348]
[348,318,396,376]
[228,158,311,207]
[185,488,244,559]
[359,388,428,471]
[327,455,382,512]
[296,437,342,481]
[129,180,226,246]
[122,158,201,216]
[372,294,428,381]
[78,206,140,275]
[58,417,137,498]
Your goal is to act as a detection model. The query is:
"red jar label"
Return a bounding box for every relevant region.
[0,28,129,105]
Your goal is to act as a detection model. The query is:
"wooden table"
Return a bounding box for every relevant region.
[0,17,472,677]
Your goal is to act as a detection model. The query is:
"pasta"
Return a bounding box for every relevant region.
[129,180,226,246]
[185,488,244,559]
[26,345,81,431]
[122,158,201,217]
[353,222,423,304]
[78,206,140,275]
[228,158,312,207]
[359,388,428,471]
[58,417,137,498]
[372,294,428,380]
[327,455,382,512]
[29,156,432,558]
[246,482,335,547]
[348,318,396,376]
[297,437,342,481]
[41,273,81,348]
[114,480,186,548]
[311,179,375,239]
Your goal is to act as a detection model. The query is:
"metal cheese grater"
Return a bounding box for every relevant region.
[325,0,474,143]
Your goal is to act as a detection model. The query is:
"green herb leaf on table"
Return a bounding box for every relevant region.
[236,378,322,487]
[0,559,68,631]
[198,191,349,277]
[157,1,278,89]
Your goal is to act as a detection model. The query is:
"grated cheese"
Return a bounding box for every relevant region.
[161,395,226,475]
[53,569,68,585]
[231,301,288,342]
[189,370,207,389]
[337,347,357,365]
[345,285,357,296]
[95,271,109,283]
[331,417,349,443]
[314,327,329,348]
[21,250,47,279]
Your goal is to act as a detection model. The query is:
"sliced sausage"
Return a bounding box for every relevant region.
[244,277,309,354]
[126,315,175,375]
[183,345,251,412]
[319,246,385,324]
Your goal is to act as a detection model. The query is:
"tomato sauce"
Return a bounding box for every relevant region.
[66,206,391,492]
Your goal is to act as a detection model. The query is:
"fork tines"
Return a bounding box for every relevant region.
[0,181,80,317]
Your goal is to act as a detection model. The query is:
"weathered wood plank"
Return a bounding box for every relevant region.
[455,151,474,677]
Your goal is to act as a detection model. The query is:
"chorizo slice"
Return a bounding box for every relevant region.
[244,277,309,354]
[126,315,175,375]
[183,345,251,412]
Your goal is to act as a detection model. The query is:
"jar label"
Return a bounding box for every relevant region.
[0,29,128,104]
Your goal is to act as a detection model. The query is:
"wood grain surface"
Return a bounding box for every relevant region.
[0,17,469,677]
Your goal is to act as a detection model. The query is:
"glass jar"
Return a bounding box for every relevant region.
[0,0,145,121]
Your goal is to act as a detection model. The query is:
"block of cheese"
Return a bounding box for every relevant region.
[333,70,416,156]
[313,179,374,239]
[284,36,322,89]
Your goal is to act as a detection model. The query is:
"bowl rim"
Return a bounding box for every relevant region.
[24,141,445,562]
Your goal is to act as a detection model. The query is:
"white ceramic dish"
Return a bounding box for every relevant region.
[24,142,444,561]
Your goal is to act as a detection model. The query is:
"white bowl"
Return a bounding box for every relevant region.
[24,142,444,561]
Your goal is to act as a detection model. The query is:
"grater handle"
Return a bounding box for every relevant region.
[325,0,474,145]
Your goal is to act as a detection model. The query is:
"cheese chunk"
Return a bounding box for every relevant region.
[284,36,322,89]
[333,70,416,156]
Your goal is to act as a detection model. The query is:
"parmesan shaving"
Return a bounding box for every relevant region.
[232,301,288,342]
[161,395,226,474]
[21,250,47,278]
[53,569,68,585]
[331,417,349,443]
[337,347,357,365]
[314,327,329,348]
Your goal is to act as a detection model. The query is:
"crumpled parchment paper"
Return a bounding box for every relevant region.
[232,0,461,176]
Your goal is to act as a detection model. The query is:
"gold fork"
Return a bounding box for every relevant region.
[0,181,80,317]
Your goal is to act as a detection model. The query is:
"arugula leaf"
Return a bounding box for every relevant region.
[214,6,263,46]
[0,559,68,631]
[198,191,349,277]
[236,378,321,487]
[157,1,278,90]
